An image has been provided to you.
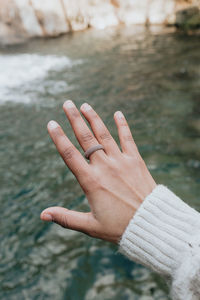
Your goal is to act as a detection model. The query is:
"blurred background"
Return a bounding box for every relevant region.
[0,1,200,299]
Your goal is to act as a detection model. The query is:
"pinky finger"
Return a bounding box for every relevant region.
[114,111,139,156]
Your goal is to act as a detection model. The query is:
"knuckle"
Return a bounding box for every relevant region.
[109,161,121,175]
[133,157,145,168]
[92,178,102,190]
[53,127,65,138]
[84,215,97,237]
[123,134,133,142]
[119,118,129,127]
[99,131,112,141]
[83,174,102,192]
[121,122,128,127]
[80,132,94,143]
[62,146,75,160]
[53,215,68,228]
[71,109,80,119]
[61,215,72,229]
[90,112,99,122]
[61,215,69,228]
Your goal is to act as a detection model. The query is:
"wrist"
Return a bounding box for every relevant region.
[119,185,200,278]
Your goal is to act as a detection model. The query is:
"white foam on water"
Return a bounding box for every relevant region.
[0,54,81,104]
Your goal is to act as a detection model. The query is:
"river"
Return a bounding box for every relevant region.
[0,26,200,300]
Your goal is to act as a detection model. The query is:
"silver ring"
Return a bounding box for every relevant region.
[84,144,104,159]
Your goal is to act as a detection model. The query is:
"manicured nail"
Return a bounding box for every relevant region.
[42,213,53,221]
[115,111,124,119]
[48,120,59,129]
[81,103,92,112]
[64,100,75,108]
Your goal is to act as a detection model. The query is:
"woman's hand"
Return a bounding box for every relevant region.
[40,101,156,244]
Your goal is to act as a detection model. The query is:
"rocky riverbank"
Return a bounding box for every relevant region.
[0,0,200,45]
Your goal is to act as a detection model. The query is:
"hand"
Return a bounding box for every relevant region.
[40,101,156,244]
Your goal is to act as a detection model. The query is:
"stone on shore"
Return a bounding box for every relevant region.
[0,0,199,45]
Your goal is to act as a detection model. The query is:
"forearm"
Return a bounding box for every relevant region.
[119,185,200,300]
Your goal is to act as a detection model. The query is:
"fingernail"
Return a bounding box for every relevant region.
[115,111,124,119]
[64,100,75,108]
[42,213,53,222]
[81,103,92,112]
[48,120,59,129]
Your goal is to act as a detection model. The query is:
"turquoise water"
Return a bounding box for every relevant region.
[0,26,199,299]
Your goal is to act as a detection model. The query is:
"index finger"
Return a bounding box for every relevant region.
[47,120,89,180]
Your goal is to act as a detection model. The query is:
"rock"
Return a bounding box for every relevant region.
[0,0,199,46]
[87,1,119,29]
[148,0,175,24]
[0,0,28,44]
[14,0,43,37]
[110,0,176,25]
[62,0,89,31]
[116,0,149,25]
[30,0,69,36]
[176,6,200,30]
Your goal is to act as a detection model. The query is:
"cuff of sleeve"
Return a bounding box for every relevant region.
[119,184,200,278]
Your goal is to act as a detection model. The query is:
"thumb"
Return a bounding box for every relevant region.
[40,206,97,235]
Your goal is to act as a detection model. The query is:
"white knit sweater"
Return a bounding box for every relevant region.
[119,185,200,300]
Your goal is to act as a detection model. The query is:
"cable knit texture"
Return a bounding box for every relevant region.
[119,185,200,300]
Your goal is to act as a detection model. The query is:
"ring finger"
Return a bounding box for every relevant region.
[80,103,121,157]
[63,100,106,162]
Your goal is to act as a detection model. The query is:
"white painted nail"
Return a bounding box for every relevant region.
[48,120,59,129]
[115,111,124,119]
[42,213,53,221]
[64,100,75,108]
[81,103,92,112]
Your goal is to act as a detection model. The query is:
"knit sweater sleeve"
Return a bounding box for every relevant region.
[119,185,200,300]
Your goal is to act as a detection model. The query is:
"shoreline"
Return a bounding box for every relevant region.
[0,0,199,47]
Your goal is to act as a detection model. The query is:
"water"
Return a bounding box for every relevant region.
[0,54,81,104]
[0,26,199,300]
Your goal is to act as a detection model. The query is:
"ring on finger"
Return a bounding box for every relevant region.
[84,144,105,160]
